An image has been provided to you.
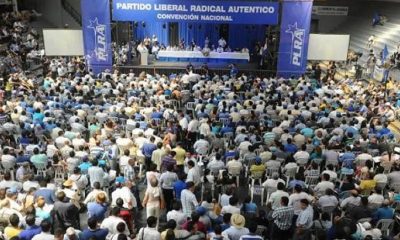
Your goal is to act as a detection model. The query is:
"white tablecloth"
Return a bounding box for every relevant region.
[158,50,250,61]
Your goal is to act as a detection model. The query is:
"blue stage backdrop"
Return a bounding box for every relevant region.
[277,0,313,78]
[81,0,112,74]
[113,0,279,25]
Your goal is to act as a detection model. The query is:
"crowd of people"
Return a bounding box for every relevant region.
[1,7,400,240]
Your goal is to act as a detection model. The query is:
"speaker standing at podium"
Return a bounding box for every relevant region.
[137,42,148,65]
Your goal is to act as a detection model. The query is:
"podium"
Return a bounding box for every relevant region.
[139,49,148,66]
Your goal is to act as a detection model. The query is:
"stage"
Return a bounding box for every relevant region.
[115,58,276,77]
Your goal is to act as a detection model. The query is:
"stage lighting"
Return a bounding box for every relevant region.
[162,23,166,29]
[142,21,146,28]
[189,24,192,30]
[133,21,138,28]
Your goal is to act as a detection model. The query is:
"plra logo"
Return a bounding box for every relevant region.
[87,18,108,62]
[285,22,305,67]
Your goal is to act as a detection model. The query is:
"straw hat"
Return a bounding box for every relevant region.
[231,214,245,228]
[63,179,73,188]
[96,192,106,203]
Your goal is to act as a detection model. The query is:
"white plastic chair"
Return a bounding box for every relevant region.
[305,175,320,189]
[33,162,48,178]
[228,165,241,187]
[376,219,394,237]
[285,167,297,186]
[250,185,264,204]
[54,164,66,185]
[391,183,400,193]
[266,167,280,179]
[265,186,277,203]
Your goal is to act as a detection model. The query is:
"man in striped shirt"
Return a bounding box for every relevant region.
[271,196,294,240]
[180,181,198,217]
[89,141,105,158]
[263,128,276,146]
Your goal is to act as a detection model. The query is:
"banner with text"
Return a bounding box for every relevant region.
[312,6,348,16]
[112,0,279,25]
[81,0,112,74]
[277,0,313,78]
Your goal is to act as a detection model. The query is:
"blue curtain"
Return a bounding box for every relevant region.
[134,22,266,49]
[179,23,266,49]
[135,22,169,45]
[228,24,266,49]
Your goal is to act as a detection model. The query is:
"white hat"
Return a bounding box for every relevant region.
[362,222,372,230]
[66,227,76,235]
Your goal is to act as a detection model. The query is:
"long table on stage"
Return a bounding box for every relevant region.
[157,50,250,63]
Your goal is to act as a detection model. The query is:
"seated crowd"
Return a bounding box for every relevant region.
[1,9,400,240]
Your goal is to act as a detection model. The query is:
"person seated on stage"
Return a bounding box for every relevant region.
[152,43,160,59]
[160,44,166,51]
[225,46,232,52]
[179,38,185,50]
[186,62,194,73]
[217,45,224,53]
[151,34,158,45]
[204,37,210,47]
[218,37,227,49]
[211,44,216,52]
[190,39,196,51]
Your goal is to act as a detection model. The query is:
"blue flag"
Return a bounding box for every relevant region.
[382,44,389,63]
[277,0,313,78]
[81,0,112,74]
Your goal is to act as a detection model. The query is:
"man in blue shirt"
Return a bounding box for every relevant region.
[150,109,163,119]
[173,173,187,200]
[87,193,108,222]
[32,108,45,125]
[339,146,356,168]
[284,138,298,154]
[34,179,56,204]
[372,199,394,223]
[19,214,41,240]
[81,218,108,240]
[142,136,157,169]
[16,151,30,164]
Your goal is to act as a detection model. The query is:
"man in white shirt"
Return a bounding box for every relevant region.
[289,185,314,216]
[193,135,209,155]
[293,145,309,165]
[268,182,289,209]
[111,177,137,210]
[262,172,285,190]
[137,216,160,240]
[221,196,241,215]
[88,159,108,188]
[207,153,225,174]
[180,182,198,217]
[1,148,16,169]
[368,189,384,205]
[167,201,187,225]
[314,173,335,196]
[186,160,201,186]
[32,220,54,240]
[100,207,130,236]
[340,190,361,209]
[0,172,22,191]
